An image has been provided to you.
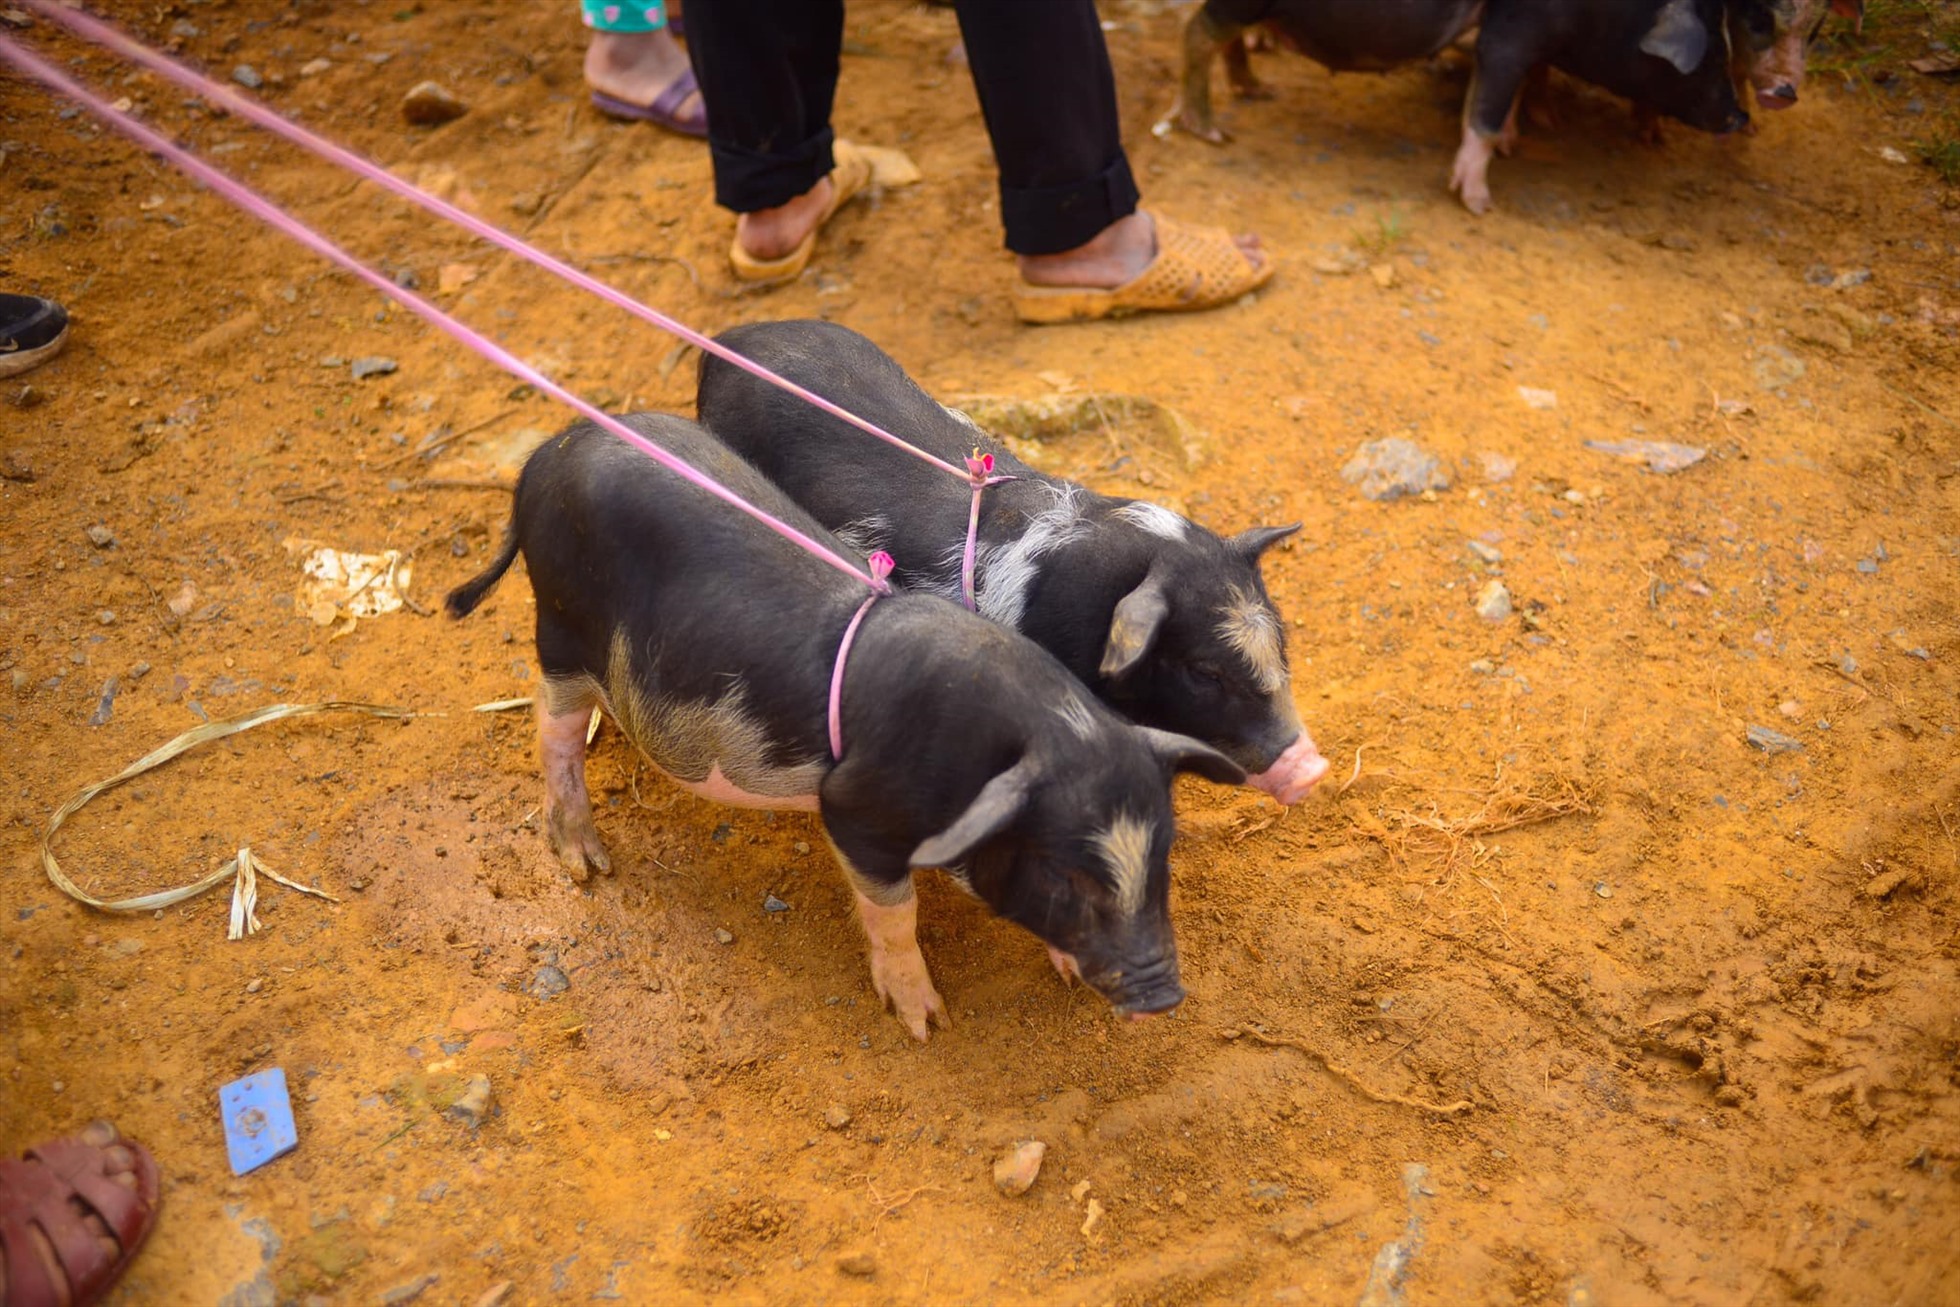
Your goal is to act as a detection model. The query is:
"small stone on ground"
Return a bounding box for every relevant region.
[1475,581,1513,623]
[402,81,469,126]
[993,1140,1046,1196]
[1341,438,1451,502]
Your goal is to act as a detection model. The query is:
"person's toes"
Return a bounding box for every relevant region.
[24,1223,68,1303]
[105,1144,138,1179]
[1234,235,1269,272]
[80,1119,119,1149]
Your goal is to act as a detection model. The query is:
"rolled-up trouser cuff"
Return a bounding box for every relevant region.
[999,152,1140,257]
[711,126,837,215]
[1205,0,1278,26]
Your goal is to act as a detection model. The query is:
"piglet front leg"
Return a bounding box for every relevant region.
[1449,123,1499,215]
[1159,5,1245,143]
[854,888,950,1042]
[538,695,612,880]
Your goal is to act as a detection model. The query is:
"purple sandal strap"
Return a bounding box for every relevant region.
[646,66,702,125]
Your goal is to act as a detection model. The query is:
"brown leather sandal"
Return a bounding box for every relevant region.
[0,1121,161,1307]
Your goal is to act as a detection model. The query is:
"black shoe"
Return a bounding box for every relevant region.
[0,294,71,379]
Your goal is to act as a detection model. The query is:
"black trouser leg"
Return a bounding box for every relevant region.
[950,0,1140,255]
[685,0,846,213]
[1204,0,1278,25]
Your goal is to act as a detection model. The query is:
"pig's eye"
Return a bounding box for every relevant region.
[1187,661,1224,686]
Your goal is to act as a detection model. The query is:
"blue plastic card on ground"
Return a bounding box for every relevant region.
[220,1068,299,1176]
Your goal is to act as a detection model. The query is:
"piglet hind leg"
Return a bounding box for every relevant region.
[853,886,950,1042]
[1223,33,1275,101]
[537,693,613,881]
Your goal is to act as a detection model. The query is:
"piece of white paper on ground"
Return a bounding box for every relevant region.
[284,538,414,624]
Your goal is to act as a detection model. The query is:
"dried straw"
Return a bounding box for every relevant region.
[41,701,413,936]
[1353,772,1595,882]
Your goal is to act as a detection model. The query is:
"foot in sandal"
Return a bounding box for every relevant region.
[1,1119,162,1307]
[729,140,875,283]
[585,27,705,138]
[1012,211,1273,325]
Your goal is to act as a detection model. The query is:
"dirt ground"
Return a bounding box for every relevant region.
[4,1,1959,1303]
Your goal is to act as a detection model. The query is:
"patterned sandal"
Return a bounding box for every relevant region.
[0,1120,162,1307]
[1011,212,1275,325]
[728,140,875,284]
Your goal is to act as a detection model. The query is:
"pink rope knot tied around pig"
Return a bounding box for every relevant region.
[829,552,897,761]
[830,454,1006,758]
[960,449,1016,613]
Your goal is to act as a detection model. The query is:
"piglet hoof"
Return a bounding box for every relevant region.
[1047,946,1083,987]
[1448,170,1493,217]
[547,817,613,882]
[1155,103,1230,146]
[1231,78,1276,103]
[870,952,950,1043]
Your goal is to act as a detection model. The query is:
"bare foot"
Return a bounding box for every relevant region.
[584,28,701,124]
[1016,212,1265,290]
[735,174,837,263]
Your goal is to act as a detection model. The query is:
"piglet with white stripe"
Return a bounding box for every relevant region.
[446,413,1245,1039]
[696,320,1329,806]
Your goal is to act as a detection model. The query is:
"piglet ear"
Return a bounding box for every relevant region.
[1100,570,1170,680]
[1136,727,1248,788]
[1829,0,1862,30]
[1640,0,1709,74]
[909,756,1038,869]
[1230,523,1302,560]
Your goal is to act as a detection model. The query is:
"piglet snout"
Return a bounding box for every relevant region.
[1120,986,1185,1020]
[1248,732,1331,805]
[1103,957,1184,1019]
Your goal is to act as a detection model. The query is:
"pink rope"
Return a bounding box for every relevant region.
[829,553,895,760]
[0,34,889,597]
[21,0,973,486]
[959,451,1014,613]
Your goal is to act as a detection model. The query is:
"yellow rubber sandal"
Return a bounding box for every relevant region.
[729,140,875,284]
[1011,212,1275,325]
